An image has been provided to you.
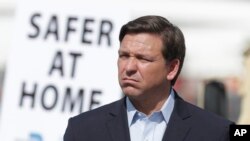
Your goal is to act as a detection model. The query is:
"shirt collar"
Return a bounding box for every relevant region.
[161,88,175,123]
[126,88,175,126]
[126,97,137,126]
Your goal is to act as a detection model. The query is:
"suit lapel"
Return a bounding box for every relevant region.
[105,92,192,141]
[106,98,130,141]
[162,93,191,141]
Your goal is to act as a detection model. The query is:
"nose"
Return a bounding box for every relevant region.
[125,58,137,76]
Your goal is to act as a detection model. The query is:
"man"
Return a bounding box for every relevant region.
[64,15,233,141]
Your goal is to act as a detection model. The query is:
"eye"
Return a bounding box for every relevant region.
[137,56,152,62]
[118,53,129,59]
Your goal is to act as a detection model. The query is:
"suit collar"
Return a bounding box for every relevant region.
[106,90,192,141]
[162,91,192,141]
[106,98,130,141]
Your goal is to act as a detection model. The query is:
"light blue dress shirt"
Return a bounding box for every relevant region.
[126,88,175,141]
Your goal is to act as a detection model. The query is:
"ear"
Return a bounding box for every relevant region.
[166,59,180,81]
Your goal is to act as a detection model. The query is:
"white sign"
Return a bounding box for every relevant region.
[0,1,129,141]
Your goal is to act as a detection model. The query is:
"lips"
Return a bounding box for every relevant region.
[122,77,138,82]
[121,77,139,86]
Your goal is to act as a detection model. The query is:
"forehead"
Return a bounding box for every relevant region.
[119,33,163,53]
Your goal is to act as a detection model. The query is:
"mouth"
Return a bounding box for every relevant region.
[121,77,139,87]
[122,77,138,82]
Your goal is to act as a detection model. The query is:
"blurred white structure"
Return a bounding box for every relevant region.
[1,0,250,78]
[0,0,250,140]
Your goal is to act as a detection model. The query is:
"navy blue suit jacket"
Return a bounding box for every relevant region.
[64,92,233,141]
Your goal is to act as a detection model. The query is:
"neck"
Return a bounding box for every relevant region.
[129,87,171,116]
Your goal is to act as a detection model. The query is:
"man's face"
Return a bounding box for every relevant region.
[118,33,170,99]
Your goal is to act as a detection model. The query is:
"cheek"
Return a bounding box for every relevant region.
[117,60,122,70]
[117,61,125,75]
[139,64,167,79]
[139,63,157,73]
[137,64,152,79]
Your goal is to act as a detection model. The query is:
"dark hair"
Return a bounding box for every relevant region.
[119,15,186,85]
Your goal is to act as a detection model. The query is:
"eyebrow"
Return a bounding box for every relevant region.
[118,49,126,54]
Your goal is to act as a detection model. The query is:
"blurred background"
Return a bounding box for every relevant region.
[1,0,250,140]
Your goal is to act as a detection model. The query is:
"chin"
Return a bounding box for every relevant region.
[122,87,141,98]
[123,92,145,101]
